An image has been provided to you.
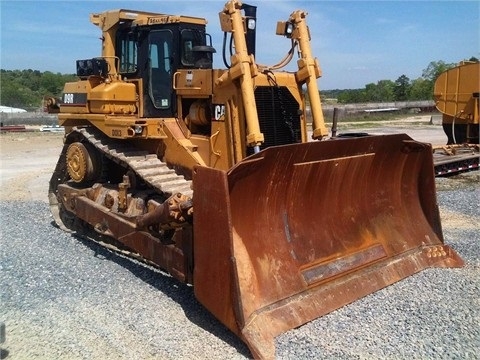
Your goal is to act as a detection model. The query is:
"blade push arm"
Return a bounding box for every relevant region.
[217,0,264,152]
[277,10,329,139]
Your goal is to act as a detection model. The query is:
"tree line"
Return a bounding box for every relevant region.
[0,58,477,110]
[322,58,478,104]
[0,69,77,111]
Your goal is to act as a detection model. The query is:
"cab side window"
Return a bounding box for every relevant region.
[117,32,137,74]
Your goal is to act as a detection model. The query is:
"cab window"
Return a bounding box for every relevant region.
[148,30,173,109]
[117,32,137,74]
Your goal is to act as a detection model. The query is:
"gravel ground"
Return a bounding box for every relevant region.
[0,129,479,359]
[0,201,250,359]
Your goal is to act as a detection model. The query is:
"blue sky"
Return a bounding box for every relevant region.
[1,1,478,90]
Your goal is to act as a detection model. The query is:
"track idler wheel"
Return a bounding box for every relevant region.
[66,142,101,184]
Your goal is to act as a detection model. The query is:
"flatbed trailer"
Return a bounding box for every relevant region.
[433,144,479,176]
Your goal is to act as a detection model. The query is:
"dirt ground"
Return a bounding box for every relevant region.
[0,131,64,202]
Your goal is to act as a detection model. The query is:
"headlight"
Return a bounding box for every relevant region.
[276,21,295,38]
[285,22,294,36]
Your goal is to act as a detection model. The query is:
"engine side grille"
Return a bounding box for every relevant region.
[253,86,301,151]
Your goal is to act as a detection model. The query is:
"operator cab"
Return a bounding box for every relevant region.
[115,22,215,118]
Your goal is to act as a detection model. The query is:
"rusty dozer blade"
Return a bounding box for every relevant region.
[192,134,463,359]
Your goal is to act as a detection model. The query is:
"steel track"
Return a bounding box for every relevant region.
[48,126,193,230]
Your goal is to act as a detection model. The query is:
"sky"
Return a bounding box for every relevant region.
[0,0,479,90]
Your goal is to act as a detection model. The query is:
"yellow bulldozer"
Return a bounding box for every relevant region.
[46,1,464,358]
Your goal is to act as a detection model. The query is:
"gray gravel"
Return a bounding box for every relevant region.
[0,202,250,359]
[1,172,479,359]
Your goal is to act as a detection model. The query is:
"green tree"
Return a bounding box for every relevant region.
[421,60,456,82]
[394,75,410,101]
[409,78,432,100]
[364,80,394,102]
[39,71,66,95]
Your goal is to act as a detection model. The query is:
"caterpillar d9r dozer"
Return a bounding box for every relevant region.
[46,1,464,358]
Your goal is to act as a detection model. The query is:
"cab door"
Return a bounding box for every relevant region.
[144,30,175,118]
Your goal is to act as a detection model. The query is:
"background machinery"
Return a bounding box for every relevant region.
[46,1,464,358]
[433,61,479,175]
